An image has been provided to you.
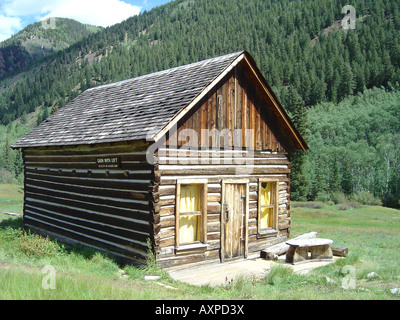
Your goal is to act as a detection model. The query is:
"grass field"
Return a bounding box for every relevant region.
[0,184,24,216]
[0,184,399,300]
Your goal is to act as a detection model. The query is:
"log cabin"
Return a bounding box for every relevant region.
[12,51,308,267]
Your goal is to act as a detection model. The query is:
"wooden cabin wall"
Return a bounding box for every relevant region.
[22,140,155,264]
[154,148,291,267]
[156,62,294,267]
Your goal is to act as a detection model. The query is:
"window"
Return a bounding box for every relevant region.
[175,180,207,249]
[258,179,279,234]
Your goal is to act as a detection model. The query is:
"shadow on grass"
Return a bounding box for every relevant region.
[0,216,23,229]
[0,216,151,274]
[0,217,117,264]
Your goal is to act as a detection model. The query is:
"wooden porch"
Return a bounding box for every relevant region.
[166,254,339,287]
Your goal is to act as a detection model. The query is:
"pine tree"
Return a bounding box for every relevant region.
[341,160,353,196]
[289,94,309,201]
[2,137,12,172]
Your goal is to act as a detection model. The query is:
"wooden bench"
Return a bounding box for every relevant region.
[285,238,333,264]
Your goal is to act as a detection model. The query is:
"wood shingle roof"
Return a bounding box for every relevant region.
[12,51,243,148]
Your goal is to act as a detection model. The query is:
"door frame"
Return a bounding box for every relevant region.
[220,179,249,263]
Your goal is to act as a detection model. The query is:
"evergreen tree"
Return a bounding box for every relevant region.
[288,93,309,201]
[341,160,353,196]
[2,137,12,172]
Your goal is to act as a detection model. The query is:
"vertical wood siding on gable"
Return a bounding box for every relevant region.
[165,63,288,152]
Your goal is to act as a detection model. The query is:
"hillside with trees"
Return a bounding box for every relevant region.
[299,86,400,207]
[0,18,102,78]
[0,0,399,207]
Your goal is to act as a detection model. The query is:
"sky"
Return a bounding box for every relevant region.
[0,0,172,42]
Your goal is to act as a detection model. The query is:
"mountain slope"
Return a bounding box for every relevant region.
[1,0,399,126]
[0,18,102,79]
[0,0,399,206]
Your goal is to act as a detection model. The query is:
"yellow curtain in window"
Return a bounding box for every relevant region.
[260,183,273,229]
[179,185,201,244]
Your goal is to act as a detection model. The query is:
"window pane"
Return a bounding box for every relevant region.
[260,207,273,229]
[260,182,274,229]
[261,182,272,205]
[179,185,201,244]
[179,215,200,244]
[180,185,201,212]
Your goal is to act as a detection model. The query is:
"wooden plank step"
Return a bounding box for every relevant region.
[331,246,348,257]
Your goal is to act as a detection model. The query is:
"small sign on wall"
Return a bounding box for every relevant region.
[96,156,120,168]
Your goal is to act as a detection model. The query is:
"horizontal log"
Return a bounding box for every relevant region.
[26,179,151,201]
[160,215,175,228]
[158,185,222,197]
[207,194,220,202]
[158,166,289,176]
[207,221,220,233]
[24,141,150,156]
[24,153,149,163]
[248,235,288,254]
[159,236,175,247]
[26,171,152,191]
[160,205,175,216]
[331,246,348,257]
[25,161,153,171]
[158,186,176,196]
[157,149,288,159]
[207,213,220,222]
[159,227,175,239]
[159,158,289,166]
[159,198,175,206]
[160,175,289,185]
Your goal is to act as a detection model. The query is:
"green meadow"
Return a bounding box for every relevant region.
[0,184,399,300]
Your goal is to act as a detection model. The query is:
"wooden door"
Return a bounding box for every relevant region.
[221,180,249,262]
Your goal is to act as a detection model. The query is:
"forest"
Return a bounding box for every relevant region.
[0,0,399,207]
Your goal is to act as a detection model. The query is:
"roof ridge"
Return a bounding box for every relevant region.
[86,51,244,92]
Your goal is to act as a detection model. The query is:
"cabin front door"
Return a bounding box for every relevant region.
[221,180,249,262]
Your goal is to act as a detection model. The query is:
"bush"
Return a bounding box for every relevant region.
[13,230,66,258]
[0,227,66,259]
[0,169,16,184]
[382,194,400,208]
[331,191,347,204]
[337,201,362,210]
[351,191,382,206]
[315,192,331,203]
[338,203,350,210]
[292,201,324,209]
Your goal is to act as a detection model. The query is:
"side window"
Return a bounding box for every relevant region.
[258,180,278,233]
[175,182,207,247]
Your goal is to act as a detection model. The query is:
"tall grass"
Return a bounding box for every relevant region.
[0,187,399,299]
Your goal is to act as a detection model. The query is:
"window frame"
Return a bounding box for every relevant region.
[175,179,208,249]
[257,179,279,235]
